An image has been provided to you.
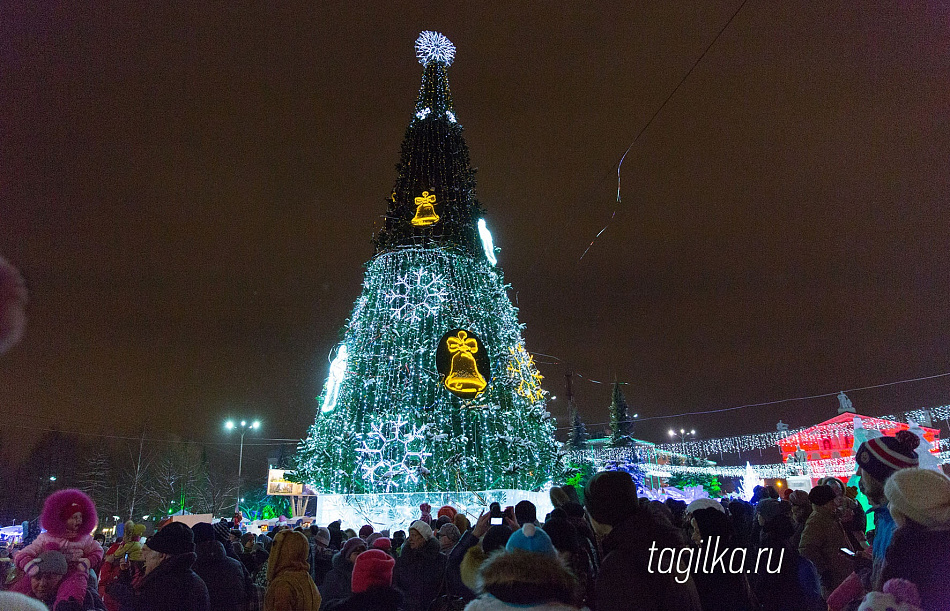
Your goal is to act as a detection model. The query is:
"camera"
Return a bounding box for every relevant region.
[490,502,503,525]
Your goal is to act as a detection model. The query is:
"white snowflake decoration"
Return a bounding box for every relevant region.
[354,419,433,492]
[416,107,432,120]
[384,268,448,323]
[415,31,455,66]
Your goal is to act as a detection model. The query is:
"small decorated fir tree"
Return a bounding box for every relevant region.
[608,381,635,447]
[568,409,590,451]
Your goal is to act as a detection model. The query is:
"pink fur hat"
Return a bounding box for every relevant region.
[41,489,97,538]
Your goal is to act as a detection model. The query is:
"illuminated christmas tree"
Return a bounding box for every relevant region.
[295,32,558,495]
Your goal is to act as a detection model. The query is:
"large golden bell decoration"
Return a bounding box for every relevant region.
[411,190,440,226]
[444,330,487,397]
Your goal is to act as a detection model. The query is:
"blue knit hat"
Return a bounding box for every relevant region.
[505,523,557,557]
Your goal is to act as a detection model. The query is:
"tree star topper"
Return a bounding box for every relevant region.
[415,31,455,67]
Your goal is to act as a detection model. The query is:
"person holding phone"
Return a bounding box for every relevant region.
[798,485,854,598]
[444,508,517,602]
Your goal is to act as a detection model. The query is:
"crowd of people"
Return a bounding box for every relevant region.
[1,433,948,611]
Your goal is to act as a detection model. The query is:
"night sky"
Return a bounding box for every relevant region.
[3,3,949,466]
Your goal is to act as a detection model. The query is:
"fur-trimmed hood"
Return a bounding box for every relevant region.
[40,489,97,538]
[475,550,577,607]
[464,595,579,611]
[461,543,489,592]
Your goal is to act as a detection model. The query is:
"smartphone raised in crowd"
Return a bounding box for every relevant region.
[839,547,855,556]
[490,502,503,525]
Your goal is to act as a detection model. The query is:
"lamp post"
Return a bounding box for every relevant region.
[225,419,260,512]
[669,428,696,456]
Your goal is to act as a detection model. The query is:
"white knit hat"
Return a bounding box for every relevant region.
[687,498,726,514]
[884,468,950,530]
[0,592,51,611]
[409,519,433,541]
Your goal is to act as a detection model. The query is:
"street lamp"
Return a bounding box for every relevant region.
[225,419,261,512]
[668,428,696,455]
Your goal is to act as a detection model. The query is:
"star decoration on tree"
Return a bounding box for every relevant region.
[415,31,455,67]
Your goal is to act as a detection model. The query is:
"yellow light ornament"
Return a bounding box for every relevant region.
[411,190,440,226]
[443,330,487,397]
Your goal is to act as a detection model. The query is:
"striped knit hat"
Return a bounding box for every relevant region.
[856,430,920,482]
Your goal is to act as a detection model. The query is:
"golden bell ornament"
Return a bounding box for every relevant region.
[411,190,440,226]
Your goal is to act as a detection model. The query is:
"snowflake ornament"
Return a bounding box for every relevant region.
[415,31,455,66]
[385,268,448,323]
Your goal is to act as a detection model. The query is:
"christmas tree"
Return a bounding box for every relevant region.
[295,32,558,495]
[608,381,635,447]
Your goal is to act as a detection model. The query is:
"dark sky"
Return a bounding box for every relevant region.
[3,2,949,465]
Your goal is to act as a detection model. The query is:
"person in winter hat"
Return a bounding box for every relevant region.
[877,468,950,611]
[585,470,702,611]
[541,518,596,608]
[514,501,538,527]
[327,520,344,550]
[108,521,210,611]
[419,503,433,524]
[192,522,247,611]
[264,529,320,611]
[857,430,920,566]
[0,591,50,611]
[359,525,375,540]
[857,579,923,611]
[112,523,147,562]
[505,524,556,557]
[321,537,366,607]
[437,523,461,554]
[689,508,756,611]
[100,521,147,611]
[12,489,104,610]
[437,505,458,521]
[23,550,68,606]
[464,523,580,610]
[371,537,394,558]
[323,549,403,611]
[454,512,514,600]
[309,525,334,589]
[454,513,471,533]
[686,498,726,515]
[394,519,445,611]
[391,530,406,553]
[799,484,853,597]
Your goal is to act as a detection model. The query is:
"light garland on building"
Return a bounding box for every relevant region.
[654,407,947,459]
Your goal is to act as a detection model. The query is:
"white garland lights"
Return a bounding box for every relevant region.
[567,406,949,481]
[653,405,950,458]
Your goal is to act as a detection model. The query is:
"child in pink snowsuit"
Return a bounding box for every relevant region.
[13,489,104,609]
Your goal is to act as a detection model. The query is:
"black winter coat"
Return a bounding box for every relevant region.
[880,522,950,611]
[393,538,445,611]
[112,552,210,611]
[445,530,478,600]
[595,513,702,611]
[310,544,334,590]
[323,586,404,611]
[319,551,354,609]
[193,540,247,611]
